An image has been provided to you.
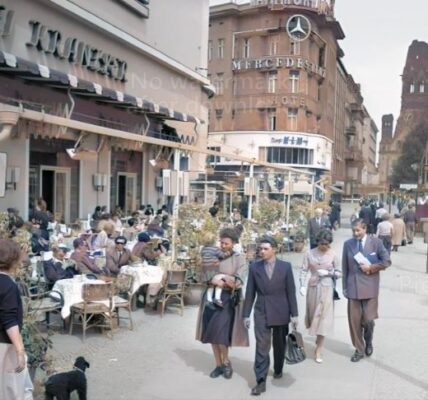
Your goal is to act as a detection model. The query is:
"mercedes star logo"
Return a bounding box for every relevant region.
[286,15,311,42]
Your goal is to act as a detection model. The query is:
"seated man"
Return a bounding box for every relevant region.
[70,238,104,275]
[43,247,77,283]
[105,236,140,276]
[122,218,140,242]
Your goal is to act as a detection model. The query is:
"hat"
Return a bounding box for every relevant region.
[138,232,151,242]
[115,236,127,245]
[58,244,71,253]
[73,238,86,249]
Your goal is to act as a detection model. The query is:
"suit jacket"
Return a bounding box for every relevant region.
[43,260,67,283]
[308,216,331,245]
[359,206,374,225]
[105,248,139,276]
[243,259,298,327]
[342,236,391,299]
[70,251,103,275]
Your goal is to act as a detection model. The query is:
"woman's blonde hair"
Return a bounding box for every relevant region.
[201,232,216,247]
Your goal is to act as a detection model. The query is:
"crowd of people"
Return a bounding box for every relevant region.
[0,194,418,398]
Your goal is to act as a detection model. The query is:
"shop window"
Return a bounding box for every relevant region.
[264,147,314,165]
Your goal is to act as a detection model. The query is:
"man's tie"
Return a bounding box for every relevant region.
[358,239,363,253]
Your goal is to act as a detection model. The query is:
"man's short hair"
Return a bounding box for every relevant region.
[351,218,367,229]
[259,235,277,248]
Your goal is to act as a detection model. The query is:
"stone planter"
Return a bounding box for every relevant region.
[184,282,206,306]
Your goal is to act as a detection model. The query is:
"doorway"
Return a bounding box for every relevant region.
[117,172,137,215]
[40,166,71,223]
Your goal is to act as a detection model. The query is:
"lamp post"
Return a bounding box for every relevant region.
[285,171,292,231]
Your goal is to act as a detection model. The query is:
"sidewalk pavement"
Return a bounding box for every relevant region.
[46,225,428,400]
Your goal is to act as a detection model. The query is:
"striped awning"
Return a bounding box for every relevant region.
[0,51,202,124]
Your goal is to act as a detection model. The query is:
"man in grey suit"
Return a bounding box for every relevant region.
[308,208,331,249]
[243,236,298,396]
[342,219,391,362]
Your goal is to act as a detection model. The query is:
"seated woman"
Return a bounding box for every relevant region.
[93,221,115,250]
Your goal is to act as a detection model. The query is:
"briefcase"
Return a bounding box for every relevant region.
[285,330,306,364]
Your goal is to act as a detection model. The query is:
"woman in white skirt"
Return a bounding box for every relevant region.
[299,229,341,363]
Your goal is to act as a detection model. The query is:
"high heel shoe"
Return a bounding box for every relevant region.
[315,348,323,364]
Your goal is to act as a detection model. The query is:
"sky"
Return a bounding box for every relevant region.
[209,0,428,135]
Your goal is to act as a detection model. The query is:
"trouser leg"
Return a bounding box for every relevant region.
[363,320,375,345]
[254,322,271,383]
[348,299,365,354]
[272,325,288,374]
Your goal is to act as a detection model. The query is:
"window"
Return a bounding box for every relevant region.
[215,109,223,119]
[215,73,224,95]
[269,37,278,55]
[243,38,250,59]
[218,39,225,59]
[264,147,314,165]
[288,108,298,130]
[410,83,415,93]
[420,82,425,93]
[290,41,300,55]
[207,147,221,164]
[289,70,300,93]
[318,46,326,67]
[268,71,277,93]
[208,41,213,61]
[232,79,237,96]
[116,0,149,18]
[268,108,276,131]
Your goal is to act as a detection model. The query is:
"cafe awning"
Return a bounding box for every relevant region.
[0,51,202,124]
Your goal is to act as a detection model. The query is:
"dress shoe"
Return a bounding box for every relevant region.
[222,362,233,379]
[365,342,373,356]
[350,351,364,362]
[251,381,266,396]
[273,371,283,379]
[209,366,223,378]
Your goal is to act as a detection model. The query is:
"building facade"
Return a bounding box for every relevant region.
[0,0,211,221]
[379,40,428,190]
[207,0,377,197]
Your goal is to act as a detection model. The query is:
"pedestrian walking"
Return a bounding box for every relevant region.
[243,236,298,396]
[195,228,249,380]
[376,213,393,254]
[308,208,331,249]
[391,214,406,251]
[299,229,341,363]
[403,204,417,244]
[342,219,391,362]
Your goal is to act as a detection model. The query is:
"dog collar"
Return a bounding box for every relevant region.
[73,366,85,373]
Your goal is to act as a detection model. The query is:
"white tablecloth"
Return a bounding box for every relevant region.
[52,277,108,319]
[120,265,164,295]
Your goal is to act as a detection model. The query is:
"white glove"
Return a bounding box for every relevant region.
[243,317,251,330]
[317,268,329,277]
[299,286,307,296]
[290,316,299,330]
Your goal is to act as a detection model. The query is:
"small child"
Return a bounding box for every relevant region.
[201,232,231,308]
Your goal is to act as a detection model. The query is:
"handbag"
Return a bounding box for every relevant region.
[230,288,242,307]
[332,273,340,301]
[285,330,306,364]
[401,239,407,246]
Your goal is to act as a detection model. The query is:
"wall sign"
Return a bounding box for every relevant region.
[232,56,326,78]
[26,20,127,81]
[270,136,309,146]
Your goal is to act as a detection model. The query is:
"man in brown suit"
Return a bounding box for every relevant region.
[105,236,140,276]
[342,219,391,362]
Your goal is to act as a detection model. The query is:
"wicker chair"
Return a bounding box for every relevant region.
[113,273,134,330]
[16,280,64,330]
[69,283,114,341]
[158,270,187,317]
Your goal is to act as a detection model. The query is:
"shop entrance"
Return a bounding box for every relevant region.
[40,166,71,223]
[117,172,137,215]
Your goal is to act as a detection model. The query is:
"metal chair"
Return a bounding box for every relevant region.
[158,270,187,317]
[113,273,134,330]
[69,283,114,341]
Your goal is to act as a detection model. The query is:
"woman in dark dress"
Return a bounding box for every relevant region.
[196,228,249,379]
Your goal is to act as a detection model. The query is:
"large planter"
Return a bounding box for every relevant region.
[184,282,206,306]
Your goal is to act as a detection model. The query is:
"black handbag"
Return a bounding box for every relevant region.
[332,274,340,301]
[285,330,306,364]
[401,239,407,246]
[230,288,242,306]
